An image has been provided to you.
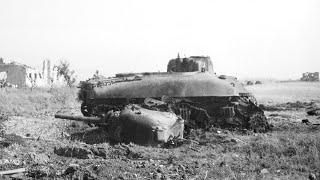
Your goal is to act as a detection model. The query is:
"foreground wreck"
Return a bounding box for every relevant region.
[56,56,270,145]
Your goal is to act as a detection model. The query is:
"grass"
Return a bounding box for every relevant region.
[234,131,320,174]
[246,81,320,105]
[238,81,320,179]
[0,87,79,116]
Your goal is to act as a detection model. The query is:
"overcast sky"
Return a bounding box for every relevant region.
[0,0,319,80]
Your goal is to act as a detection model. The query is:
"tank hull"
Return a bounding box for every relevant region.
[74,56,270,145]
[92,72,240,99]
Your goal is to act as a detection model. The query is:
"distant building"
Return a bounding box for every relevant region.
[0,59,65,88]
[300,72,319,82]
[42,60,66,87]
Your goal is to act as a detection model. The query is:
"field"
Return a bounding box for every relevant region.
[0,82,320,179]
[246,82,320,104]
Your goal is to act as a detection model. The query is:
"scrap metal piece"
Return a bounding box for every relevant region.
[0,168,26,176]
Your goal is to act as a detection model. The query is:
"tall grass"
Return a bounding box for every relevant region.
[0,87,79,116]
[232,131,320,174]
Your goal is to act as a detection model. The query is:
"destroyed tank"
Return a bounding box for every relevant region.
[58,56,269,145]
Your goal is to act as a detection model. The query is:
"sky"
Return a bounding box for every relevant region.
[0,0,319,80]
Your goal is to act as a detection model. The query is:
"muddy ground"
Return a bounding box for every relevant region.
[1,84,320,179]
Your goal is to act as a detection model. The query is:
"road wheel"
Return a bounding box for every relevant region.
[81,103,93,117]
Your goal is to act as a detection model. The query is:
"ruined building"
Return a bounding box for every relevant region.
[0,58,64,88]
[300,72,319,82]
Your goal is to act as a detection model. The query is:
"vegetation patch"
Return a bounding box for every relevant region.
[0,87,78,116]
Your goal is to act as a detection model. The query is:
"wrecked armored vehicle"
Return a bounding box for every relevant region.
[57,56,269,145]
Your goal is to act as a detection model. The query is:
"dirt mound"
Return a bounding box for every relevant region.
[69,127,111,144]
[0,134,25,148]
[54,143,108,159]
[27,165,55,179]
[54,146,94,159]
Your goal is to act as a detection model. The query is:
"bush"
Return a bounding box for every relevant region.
[55,61,77,87]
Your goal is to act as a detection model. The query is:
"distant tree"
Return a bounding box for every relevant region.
[93,70,99,78]
[55,60,76,87]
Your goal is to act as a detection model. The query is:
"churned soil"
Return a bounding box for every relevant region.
[0,83,320,179]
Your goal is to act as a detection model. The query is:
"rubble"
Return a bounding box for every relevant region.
[309,173,317,180]
[302,119,310,125]
[307,108,320,116]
